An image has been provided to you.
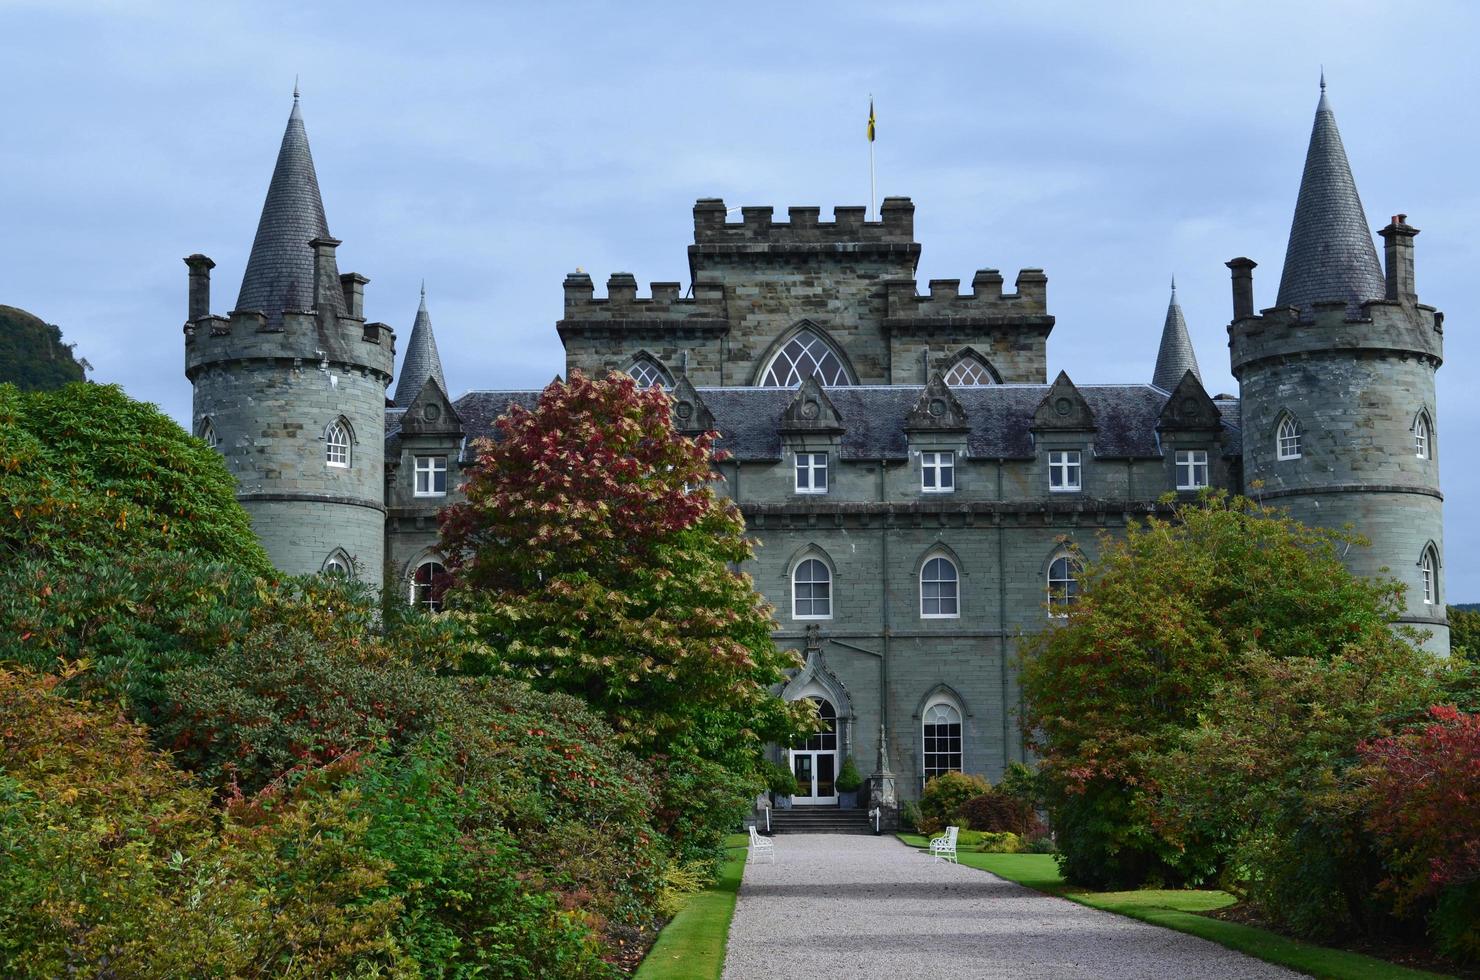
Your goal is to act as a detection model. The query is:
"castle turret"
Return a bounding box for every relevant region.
[1152,277,1201,391]
[184,88,393,587]
[1229,81,1446,653]
[393,283,448,407]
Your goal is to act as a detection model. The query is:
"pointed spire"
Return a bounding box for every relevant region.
[1152,277,1202,391]
[234,89,343,326]
[1275,78,1384,317]
[393,284,449,407]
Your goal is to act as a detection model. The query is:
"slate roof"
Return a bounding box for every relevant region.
[1151,280,1202,391]
[447,384,1243,463]
[234,94,344,326]
[392,286,448,407]
[1275,81,1385,317]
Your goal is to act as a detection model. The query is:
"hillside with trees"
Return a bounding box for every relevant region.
[0,305,87,391]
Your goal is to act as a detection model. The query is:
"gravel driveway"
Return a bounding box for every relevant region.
[720,834,1302,979]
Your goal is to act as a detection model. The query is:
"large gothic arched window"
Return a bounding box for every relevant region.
[759,329,853,387]
[942,352,997,386]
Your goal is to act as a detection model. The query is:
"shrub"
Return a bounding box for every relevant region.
[962,791,1044,836]
[918,771,991,831]
[763,759,799,797]
[975,831,1024,853]
[835,756,864,793]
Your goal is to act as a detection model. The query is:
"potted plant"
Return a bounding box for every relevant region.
[765,760,798,810]
[835,757,863,809]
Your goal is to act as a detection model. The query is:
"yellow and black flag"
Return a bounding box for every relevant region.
[867,99,876,142]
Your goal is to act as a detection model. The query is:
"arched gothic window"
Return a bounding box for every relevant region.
[322,552,351,577]
[760,329,853,387]
[1414,413,1432,460]
[1047,554,1081,614]
[1420,547,1438,605]
[792,557,832,619]
[411,558,448,612]
[942,355,995,386]
[627,357,672,389]
[325,419,351,468]
[798,697,838,751]
[1276,415,1302,461]
[198,418,218,450]
[922,696,963,782]
[920,555,960,618]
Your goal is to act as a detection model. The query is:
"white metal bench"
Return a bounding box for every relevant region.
[748,825,775,863]
[930,825,959,863]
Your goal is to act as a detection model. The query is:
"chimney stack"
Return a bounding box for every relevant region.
[184,253,215,321]
[1378,215,1418,304]
[309,237,342,317]
[339,272,368,320]
[1226,257,1257,319]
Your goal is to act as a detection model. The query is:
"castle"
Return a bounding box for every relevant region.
[183,82,1448,808]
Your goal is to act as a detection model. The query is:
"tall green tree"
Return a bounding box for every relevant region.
[1020,492,1422,889]
[0,305,86,392]
[439,372,808,857]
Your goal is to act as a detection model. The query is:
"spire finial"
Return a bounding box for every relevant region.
[1319,66,1325,92]
[420,278,426,300]
[1171,274,1177,294]
[293,75,300,102]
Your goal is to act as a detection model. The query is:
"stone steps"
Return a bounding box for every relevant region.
[768,806,874,835]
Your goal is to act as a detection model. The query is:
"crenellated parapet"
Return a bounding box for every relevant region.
[692,197,915,244]
[884,268,1050,322]
[558,271,728,333]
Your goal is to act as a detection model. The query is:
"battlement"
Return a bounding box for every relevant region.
[1229,298,1443,378]
[691,197,915,244]
[884,268,1050,321]
[559,271,728,335]
[185,307,396,381]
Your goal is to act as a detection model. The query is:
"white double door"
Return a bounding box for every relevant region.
[790,748,837,804]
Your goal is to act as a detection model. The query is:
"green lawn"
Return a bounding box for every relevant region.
[897,835,1450,980]
[634,834,750,980]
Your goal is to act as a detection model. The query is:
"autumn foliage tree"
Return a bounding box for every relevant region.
[439,372,807,855]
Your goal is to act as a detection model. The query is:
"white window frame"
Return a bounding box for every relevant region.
[792,557,833,620]
[795,452,829,494]
[1175,449,1209,490]
[921,451,955,493]
[1276,416,1301,461]
[410,558,447,612]
[1414,414,1431,460]
[1048,450,1082,492]
[1420,549,1437,605]
[1047,554,1081,617]
[414,455,448,497]
[919,555,960,619]
[198,417,218,450]
[326,419,351,468]
[627,358,670,389]
[921,695,964,783]
[322,553,351,578]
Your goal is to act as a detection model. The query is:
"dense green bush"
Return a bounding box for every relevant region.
[916,771,990,834]
[961,791,1044,837]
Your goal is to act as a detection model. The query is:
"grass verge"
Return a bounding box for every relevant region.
[897,835,1449,980]
[634,834,749,980]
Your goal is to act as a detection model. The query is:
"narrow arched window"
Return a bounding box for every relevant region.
[325,419,351,468]
[1047,555,1081,614]
[920,555,960,618]
[792,558,832,619]
[411,559,448,612]
[322,553,350,578]
[942,356,995,386]
[627,358,671,389]
[760,329,853,387]
[1414,414,1431,460]
[1420,548,1438,605]
[198,418,218,450]
[1276,416,1301,461]
[922,697,963,782]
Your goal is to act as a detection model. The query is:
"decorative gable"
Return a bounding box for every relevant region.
[1157,370,1223,432]
[780,375,845,434]
[1031,370,1095,431]
[905,372,969,432]
[399,376,463,438]
[669,374,715,434]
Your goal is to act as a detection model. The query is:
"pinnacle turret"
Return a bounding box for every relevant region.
[234,89,343,325]
[393,283,448,407]
[1152,276,1201,391]
[1275,78,1384,317]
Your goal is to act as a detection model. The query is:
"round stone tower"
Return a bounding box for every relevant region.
[183,90,393,587]
[1228,82,1446,654]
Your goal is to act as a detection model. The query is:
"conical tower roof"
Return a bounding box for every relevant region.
[1275,78,1384,317]
[1152,277,1201,391]
[234,87,344,325]
[394,283,448,407]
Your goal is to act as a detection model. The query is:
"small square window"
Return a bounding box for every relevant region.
[1048,450,1081,492]
[921,451,955,493]
[795,453,829,494]
[414,456,447,496]
[1175,449,1209,490]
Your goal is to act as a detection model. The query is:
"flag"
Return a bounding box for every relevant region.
[867,99,876,142]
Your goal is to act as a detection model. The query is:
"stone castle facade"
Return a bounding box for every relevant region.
[183,83,1448,808]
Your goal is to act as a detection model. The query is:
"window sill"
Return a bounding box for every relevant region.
[920,613,961,620]
[1175,485,1209,492]
[792,614,833,621]
[794,489,830,495]
[413,492,448,498]
[920,488,956,494]
[1049,487,1082,493]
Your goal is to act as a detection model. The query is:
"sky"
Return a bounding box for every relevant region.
[2,0,1477,600]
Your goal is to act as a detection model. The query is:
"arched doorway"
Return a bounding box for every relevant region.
[790,697,839,804]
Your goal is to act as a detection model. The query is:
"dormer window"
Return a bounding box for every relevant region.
[1048,450,1081,492]
[921,451,955,493]
[1175,450,1209,490]
[1276,416,1301,461]
[325,419,351,468]
[415,455,447,496]
[795,452,828,494]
